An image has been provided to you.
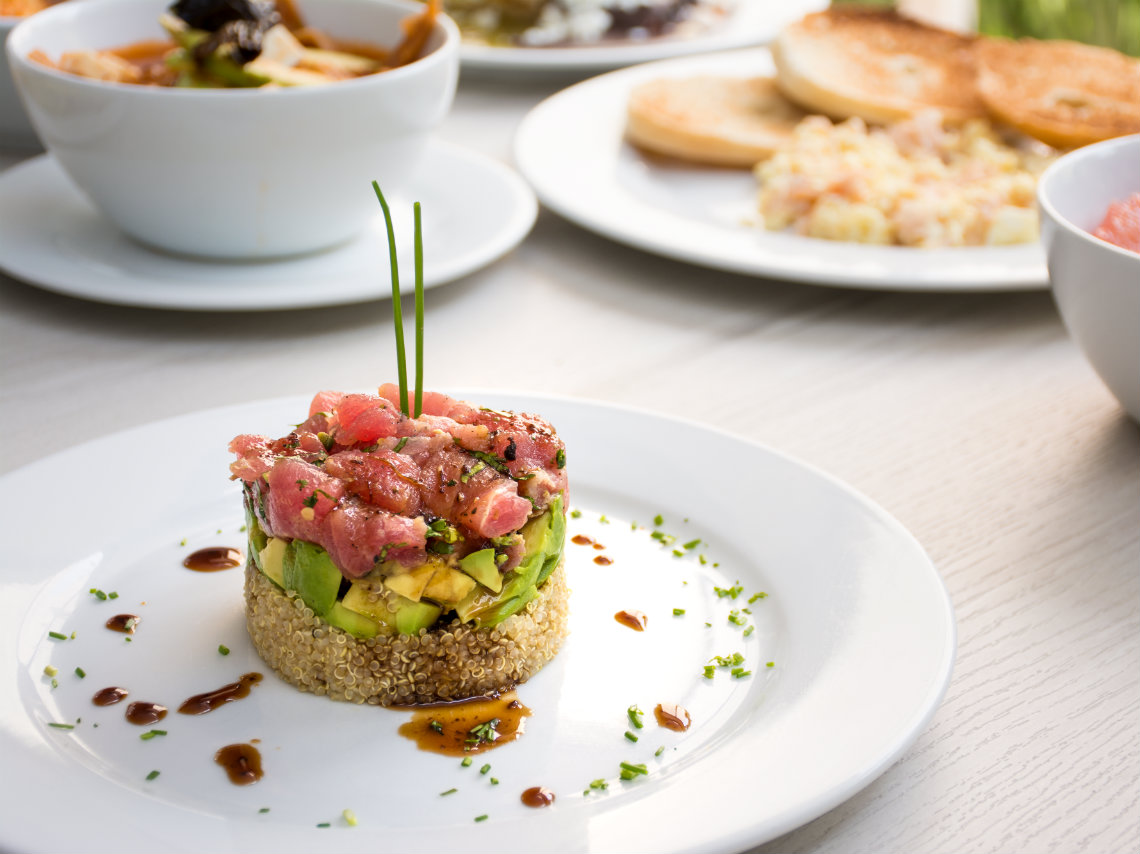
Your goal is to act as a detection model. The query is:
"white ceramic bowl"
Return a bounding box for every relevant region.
[1038,134,1140,422]
[1,12,42,152]
[6,0,459,259]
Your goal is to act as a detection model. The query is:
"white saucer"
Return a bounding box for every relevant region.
[0,142,537,311]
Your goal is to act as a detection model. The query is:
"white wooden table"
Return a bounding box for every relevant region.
[1,70,1137,854]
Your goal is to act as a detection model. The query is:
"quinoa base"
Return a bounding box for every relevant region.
[243,560,570,706]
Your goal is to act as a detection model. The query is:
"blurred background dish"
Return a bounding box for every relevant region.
[1038,133,1140,421]
[0,2,56,152]
[6,0,459,259]
[457,0,827,72]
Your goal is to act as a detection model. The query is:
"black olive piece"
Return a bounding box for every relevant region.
[169,0,279,32]
[194,17,271,64]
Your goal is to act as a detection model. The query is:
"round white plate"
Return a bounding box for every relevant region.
[459,0,827,72]
[0,392,954,854]
[514,49,1050,291]
[0,142,536,311]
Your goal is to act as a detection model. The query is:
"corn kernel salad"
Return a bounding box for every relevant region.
[754,111,1056,248]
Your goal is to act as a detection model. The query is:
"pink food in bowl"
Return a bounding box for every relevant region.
[1092,194,1140,254]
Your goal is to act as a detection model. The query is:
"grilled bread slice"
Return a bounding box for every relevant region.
[976,37,1140,149]
[771,7,986,125]
[626,75,807,167]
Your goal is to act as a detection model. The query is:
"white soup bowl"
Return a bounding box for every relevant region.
[1037,134,1140,422]
[6,0,459,259]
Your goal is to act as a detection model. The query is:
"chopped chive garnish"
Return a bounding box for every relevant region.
[89,588,107,601]
[589,779,608,790]
[259,808,270,814]
[672,608,685,616]
[146,770,160,781]
[490,777,499,785]
[743,625,754,637]
[440,788,457,796]
[672,549,683,557]
[43,665,58,677]
[703,665,715,679]
[180,538,187,546]
[108,592,118,600]
[699,555,708,565]
[474,815,488,823]
[555,448,566,469]
[51,678,58,689]
[461,757,472,767]
[140,729,167,740]
[429,720,443,734]
[619,762,648,781]
[728,611,747,626]
[393,437,408,453]
[627,705,645,729]
[316,823,330,828]
[373,181,409,416]
[683,538,701,550]
[748,592,768,603]
[714,584,743,599]
[570,509,582,519]
[624,731,639,743]
[47,722,74,730]
[653,514,664,526]
[48,631,67,640]
[124,637,132,643]
[218,645,230,656]
[466,718,500,745]
[599,515,610,524]
[479,764,491,775]
[767,661,775,668]
[731,667,751,679]
[655,746,665,757]
[75,667,86,678]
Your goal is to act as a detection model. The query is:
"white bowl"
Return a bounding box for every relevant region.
[1,12,42,152]
[6,0,459,259]
[1038,134,1140,422]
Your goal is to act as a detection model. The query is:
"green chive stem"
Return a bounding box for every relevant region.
[372,181,409,416]
[413,201,424,418]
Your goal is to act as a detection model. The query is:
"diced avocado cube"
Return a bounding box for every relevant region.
[395,600,442,635]
[383,563,438,602]
[283,540,341,617]
[457,552,543,628]
[325,602,381,639]
[340,582,393,631]
[423,567,477,606]
[258,537,287,588]
[244,504,268,566]
[458,548,503,593]
[520,511,552,561]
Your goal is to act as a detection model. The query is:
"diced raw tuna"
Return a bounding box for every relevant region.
[229,388,567,581]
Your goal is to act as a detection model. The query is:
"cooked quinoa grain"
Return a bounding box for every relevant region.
[244,561,570,705]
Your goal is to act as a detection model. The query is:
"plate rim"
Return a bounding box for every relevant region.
[512,48,1049,292]
[0,390,957,853]
[0,143,537,312]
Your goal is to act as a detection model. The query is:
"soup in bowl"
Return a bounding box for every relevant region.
[6,0,460,259]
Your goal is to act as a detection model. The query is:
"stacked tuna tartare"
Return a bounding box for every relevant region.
[229,385,568,706]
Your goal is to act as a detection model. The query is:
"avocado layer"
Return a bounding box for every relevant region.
[244,492,566,636]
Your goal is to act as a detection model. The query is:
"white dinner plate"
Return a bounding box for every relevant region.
[0,142,536,311]
[458,0,827,72]
[514,49,1050,291]
[0,392,954,854]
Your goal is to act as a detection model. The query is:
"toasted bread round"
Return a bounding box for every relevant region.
[976,38,1140,149]
[625,75,807,167]
[771,7,986,125]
